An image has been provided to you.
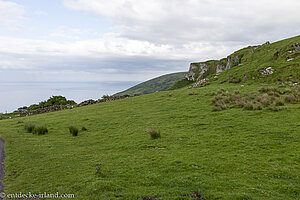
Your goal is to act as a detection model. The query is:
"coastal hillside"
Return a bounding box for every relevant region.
[0,35,299,200]
[114,72,186,96]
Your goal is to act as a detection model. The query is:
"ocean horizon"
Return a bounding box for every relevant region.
[0,81,138,113]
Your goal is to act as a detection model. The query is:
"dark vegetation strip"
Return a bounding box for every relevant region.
[208,86,300,111]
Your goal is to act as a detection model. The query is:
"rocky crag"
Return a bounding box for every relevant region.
[186,43,271,83]
[184,37,300,88]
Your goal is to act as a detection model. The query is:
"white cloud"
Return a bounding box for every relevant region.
[0,34,242,71]
[63,0,300,44]
[34,10,48,16]
[0,0,24,25]
[0,0,299,83]
[0,31,244,83]
[50,26,82,40]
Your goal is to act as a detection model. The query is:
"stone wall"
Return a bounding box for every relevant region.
[10,95,141,118]
[17,105,74,117]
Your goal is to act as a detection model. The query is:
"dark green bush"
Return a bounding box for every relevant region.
[28,96,76,111]
[101,95,111,99]
[69,126,79,136]
[24,123,36,133]
[81,126,87,131]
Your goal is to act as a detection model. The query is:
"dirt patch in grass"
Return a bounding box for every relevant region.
[180,192,204,200]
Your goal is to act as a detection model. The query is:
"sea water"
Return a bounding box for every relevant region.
[0,81,137,113]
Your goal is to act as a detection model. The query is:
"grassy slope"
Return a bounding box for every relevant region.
[0,36,299,199]
[213,35,300,84]
[174,35,300,89]
[114,72,186,96]
[0,83,299,200]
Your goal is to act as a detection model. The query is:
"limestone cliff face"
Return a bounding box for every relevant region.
[186,63,208,81]
[185,39,300,83]
[183,37,300,88]
[185,55,239,81]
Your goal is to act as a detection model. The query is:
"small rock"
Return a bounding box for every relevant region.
[293,42,300,51]
[260,67,274,75]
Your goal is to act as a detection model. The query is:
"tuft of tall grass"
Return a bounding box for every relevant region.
[243,102,254,110]
[146,128,161,139]
[284,95,297,103]
[274,98,285,106]
[210,86,293,112]
[69,126,79,136]
[212,106,222,112]
[95,163,104,176]
[33,126,48,135]
[259,87,267,93]
[24,123,36,133]
[234,90,240,94]
[283,88,292,94]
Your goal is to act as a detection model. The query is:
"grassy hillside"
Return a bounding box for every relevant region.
[114,72,186,96]
[213,35,300,85]
[174,35,300,89]
[0,36,299,200]
[0,83,299,199]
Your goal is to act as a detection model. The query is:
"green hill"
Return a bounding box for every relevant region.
[172,35,300,89]
[0,35,299,200]
[114,72,186,96]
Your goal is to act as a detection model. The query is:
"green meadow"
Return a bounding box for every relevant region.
[0,83,299,199]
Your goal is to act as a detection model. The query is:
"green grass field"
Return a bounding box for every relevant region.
[0,83,299,199]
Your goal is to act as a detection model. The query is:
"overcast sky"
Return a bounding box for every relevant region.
[0,0,299,84]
